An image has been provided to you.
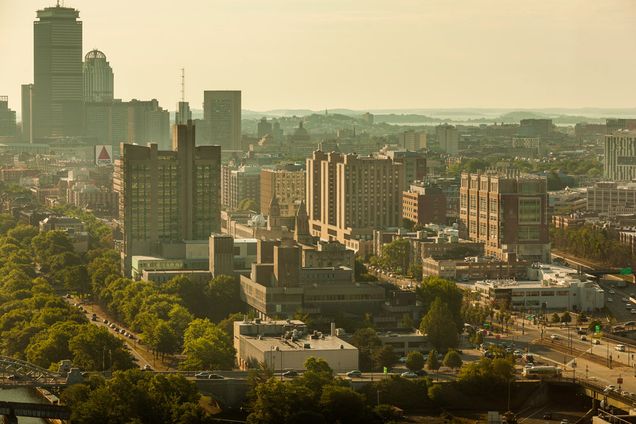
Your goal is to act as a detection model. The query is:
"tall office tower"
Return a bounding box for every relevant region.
[127,99,170,150]
[114,121,221,274]
[203,90,241,150]
[175,101,192,125]
[604,133,636,181]
[459,170,549,262]
[436,124,459,154]
[220,165,261,211]
[257,117,273,139]
[307,151,404,253]
[0,97,17,138]
[260,165,306,217]
[21,85,33,142]
[33,5,83,139]
[83,49,114,102]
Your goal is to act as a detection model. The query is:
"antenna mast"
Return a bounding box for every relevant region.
[181,68,185,103]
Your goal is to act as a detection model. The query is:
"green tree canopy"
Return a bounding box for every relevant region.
[405,351,425,371]
[420,297,459,351]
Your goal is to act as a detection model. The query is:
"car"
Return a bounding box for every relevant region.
[346,370,362,378]
[414,369,428,376]
[576,328,586,335]
[398,356,407,363]
[401,371,418,378]
[195,372,212,379]
[143,365,153,371]
[207,374,224,380]
[282,370,298,378]
[65,294,71,299]
[623,297,629,302]
[550,334,559,340]
[561,419,569,424]
[621,391,630,397]
[592,339,601,345]
[542,412,552,420]
[103,319,108,324]
[615,344,626,352]
[625,321,636,326]
[608,298,613,302]
[626,304,632,309]
[128,334,136,340]
[605,384,617,391]
[580,335,587,341]
[610,290,616,294]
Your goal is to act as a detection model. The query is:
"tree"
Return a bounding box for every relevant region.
[577,312,588,325]
[416,277,463,331]
[349,327,382,371]
[247,378,315,424]
[408,264,423,282]
[319,385,367,424]
[419,297,458,351]
[426,350,440,371]
[354,258,377,282]
[551,312,561,323]
[205,275,243,322]
[561,311,572,324]
[305,357,333,376]
[379,239,410,274]
[405,351,425,372]
[238,198,258,211]
[180,319,235,370]
[443,350,463,370]
[373,345,397,371]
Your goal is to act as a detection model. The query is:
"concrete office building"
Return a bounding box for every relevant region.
[377,148,427,186]
[587,181,636,216]
[402,182,447,226]
[114,121,221,274]
[459,170,550,262]
[127,99,170,151]
[33,5,84,139]
[306,151,404,254]
[203,90,241,150]
[83,49,114,102]
[234,320,358,372]
[0,97,17,139]
[221,165,260,211]
[260,166,305,217]
[604,133,636,181]
[436,124,459,154]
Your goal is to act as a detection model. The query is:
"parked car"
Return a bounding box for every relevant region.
[401,371,418,378]
[346,370,362,378]
[282,370,298,378]
[592,339,601,345]
[415,369,428,376]
[103,319,108,324]
[543,412,552,420]
[580,335,587,341]
[615,344,626,352]
[207,374,224,380]
[550,334,559,340]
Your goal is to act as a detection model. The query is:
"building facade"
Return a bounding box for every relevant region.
[33,5,84,139]
[203,90,241,150]
[402,183,447,225]
[114,121,221,274]
[604,133,636,181]
[260,166,305,217]
[459,171,550,262]
[436,124,459,154]
[0,96,17,138]
[221,165,261,211]
[307,151,404,254]
[83,49,114,102]
[587,181,636,216]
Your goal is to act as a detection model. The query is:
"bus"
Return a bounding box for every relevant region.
[522,366,562,379]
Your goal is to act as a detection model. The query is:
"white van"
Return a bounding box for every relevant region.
[615,344,626,352]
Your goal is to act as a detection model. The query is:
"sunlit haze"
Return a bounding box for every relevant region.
[1,0,636,112]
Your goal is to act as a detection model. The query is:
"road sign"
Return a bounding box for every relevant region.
[618,377,623,384]
[383,367,388,374]
[595,324,601,333]
[620,267,633,275]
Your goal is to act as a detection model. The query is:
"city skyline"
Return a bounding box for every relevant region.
[1,0,635,115]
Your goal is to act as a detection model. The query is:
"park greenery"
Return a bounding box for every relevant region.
[61,369,213,423]
[0,215,133,371]
[551,224,633,268]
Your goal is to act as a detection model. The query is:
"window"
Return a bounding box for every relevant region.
[519,198,541,224]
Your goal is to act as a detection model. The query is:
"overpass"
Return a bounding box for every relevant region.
[0,356,67,388]
[0,401,70,423]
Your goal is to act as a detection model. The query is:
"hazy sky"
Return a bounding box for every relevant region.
[1,0,635,113]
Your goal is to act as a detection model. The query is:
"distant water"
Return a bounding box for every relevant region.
[0,388,47,423]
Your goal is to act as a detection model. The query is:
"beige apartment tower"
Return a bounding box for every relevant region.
[260,167,306,217]
[307,151,404,254]
[114,121,221,274]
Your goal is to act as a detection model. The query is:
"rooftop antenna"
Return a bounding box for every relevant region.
[180,68,185,103]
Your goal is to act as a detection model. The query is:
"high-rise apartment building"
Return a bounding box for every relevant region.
[203,90,241,150]
[307,151,404,253]
[0,97,17,138]
[436,124,459,154]
[459,171,549,262]
[83,49,114,102]
[398,130,427,151]
[605,133,636,181]
[220,165,261,211]
[606,119,636,134]
[114,121,221,274]
[33,5,84,139]
[260,166,306,217]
